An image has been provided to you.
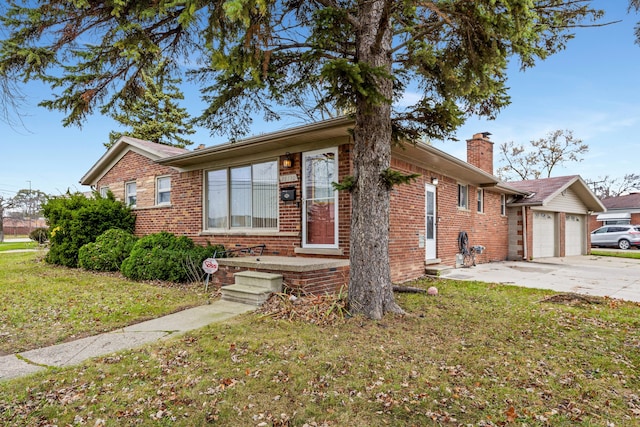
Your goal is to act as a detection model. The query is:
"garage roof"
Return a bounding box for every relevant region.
[507,175,605,212]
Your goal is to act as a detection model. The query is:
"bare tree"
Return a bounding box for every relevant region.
[497,130,588,181]
[587,174,640,199]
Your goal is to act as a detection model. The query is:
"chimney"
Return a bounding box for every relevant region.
[195,144,206,150]
[467,132,494,175]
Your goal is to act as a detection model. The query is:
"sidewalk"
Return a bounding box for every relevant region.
[0,300,256,381]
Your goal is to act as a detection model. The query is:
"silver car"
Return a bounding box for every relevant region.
[591,225,640,250]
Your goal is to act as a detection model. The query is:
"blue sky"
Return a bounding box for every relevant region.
[1,1,638,198]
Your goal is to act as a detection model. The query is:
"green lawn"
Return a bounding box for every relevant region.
[0,241,38,252]
[0,252,209,355]
[591,249,640,259]
[1,258,639,426]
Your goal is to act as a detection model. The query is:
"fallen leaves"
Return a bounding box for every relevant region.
[256,292,349,325]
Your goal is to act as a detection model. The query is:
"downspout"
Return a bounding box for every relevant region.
[522,206,528,260]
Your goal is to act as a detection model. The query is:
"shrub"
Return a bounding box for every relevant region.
[29,228,49,244]
[120,232,225,283]
[42,191,135,267]
[78,228,138,272]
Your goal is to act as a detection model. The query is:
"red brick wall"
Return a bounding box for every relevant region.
[337,144,353,257]
[211,263,350,295]
[466,134,494,174]
[98,151,204,238]
[557,212,566,257]
[389,158,510,282]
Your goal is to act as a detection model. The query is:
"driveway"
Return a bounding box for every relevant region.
[439,255,640,303]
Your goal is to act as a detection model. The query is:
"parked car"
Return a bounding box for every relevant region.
[591,225,640,250]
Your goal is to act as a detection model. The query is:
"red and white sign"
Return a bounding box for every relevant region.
[202,258,219,274]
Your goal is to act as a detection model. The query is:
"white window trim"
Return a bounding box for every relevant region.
[302,147,339,249]
[477,189,484,213]
[500,194,507,216]
[457,183,468,210]
[156,176,171,206]
[125,181,137,207]
[204,160,279,231]
[100,186,110,198]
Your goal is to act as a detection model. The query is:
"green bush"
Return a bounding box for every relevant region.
[120,232,225,283]
[29,228,49,244]
[42,191,135,267]
[78,228,138,272]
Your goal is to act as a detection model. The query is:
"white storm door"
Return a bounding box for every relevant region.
[425,183,437,260]
[302,148,338,248]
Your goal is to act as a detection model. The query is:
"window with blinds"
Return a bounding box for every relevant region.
[206,161,278,230]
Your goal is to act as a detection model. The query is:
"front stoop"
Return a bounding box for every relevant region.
[425,264,453,277]
[221,271,283,306]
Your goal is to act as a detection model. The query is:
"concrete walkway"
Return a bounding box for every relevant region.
[0,300,255,381]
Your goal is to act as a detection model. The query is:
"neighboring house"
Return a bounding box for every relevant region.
[80,117,600,292]
[506,176,604,259]
[589,192,640,231]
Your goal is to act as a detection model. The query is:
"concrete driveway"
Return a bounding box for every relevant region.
[439,255,640,303]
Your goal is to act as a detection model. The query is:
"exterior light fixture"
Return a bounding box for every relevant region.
[282,152,293,168]
[431,177,439,185]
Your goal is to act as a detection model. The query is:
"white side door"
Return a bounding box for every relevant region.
[425,184,437,260]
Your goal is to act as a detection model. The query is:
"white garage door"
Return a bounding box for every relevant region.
[533,211,556,258]
[565,215,585,256]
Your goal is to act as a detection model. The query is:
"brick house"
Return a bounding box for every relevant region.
[80,117,599,292]
[589,192,640,231]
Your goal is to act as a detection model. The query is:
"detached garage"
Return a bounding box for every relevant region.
[507,176,605,260]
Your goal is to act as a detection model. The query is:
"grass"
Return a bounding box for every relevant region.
[0,241,38,252]
[591,249,640,259]
[1,261,639,426]
[0,252,209,355]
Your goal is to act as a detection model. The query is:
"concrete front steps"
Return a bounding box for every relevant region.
[220,271,283,306]
[425,259,454,277]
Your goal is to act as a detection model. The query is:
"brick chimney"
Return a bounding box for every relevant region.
[467,132,494,175]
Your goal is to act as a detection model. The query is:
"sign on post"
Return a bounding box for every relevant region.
[202,258,219,292]
[202,258,219,274]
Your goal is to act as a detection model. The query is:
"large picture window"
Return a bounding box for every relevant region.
[206,160,278,230]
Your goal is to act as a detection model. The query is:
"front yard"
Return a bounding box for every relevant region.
[0,252,208,355]
[1,251,639,425]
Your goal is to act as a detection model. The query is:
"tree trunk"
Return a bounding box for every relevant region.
[348,0,403,319]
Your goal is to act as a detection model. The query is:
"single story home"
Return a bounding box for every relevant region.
[589,192,640,231]
[80,117,602,292]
